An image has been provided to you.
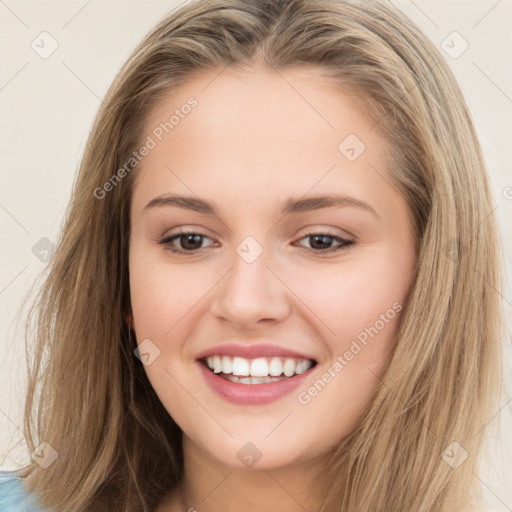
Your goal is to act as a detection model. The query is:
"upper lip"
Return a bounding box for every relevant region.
[195,343,317,361]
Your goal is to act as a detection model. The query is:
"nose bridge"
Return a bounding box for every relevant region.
[211,235,289,326]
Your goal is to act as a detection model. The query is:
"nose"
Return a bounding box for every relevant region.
[210,241,291,330]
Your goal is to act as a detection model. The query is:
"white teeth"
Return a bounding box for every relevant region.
[283,358,296,377]
[225,374,288,384]
[295,359,313,374]
[269,357,283,376]
[222,355,232,374]
[250,358,269,377]
[232,357,250,376]
[204,355,314,379]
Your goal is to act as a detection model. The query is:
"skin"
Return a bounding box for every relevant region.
[128,65,417,511]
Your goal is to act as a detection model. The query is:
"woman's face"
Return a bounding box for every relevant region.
[128,66,417,470]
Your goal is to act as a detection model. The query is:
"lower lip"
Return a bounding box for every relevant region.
[197,361,315,405]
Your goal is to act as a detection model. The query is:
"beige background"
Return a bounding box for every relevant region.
[0,0,511,509]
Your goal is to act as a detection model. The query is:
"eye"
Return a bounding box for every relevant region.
[159,231,216,254]
[295,232,354,254]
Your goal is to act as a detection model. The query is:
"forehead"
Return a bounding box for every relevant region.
[142,64,371,140]
[131,65,393,218]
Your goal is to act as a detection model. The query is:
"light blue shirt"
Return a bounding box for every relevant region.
[0,471,47,511]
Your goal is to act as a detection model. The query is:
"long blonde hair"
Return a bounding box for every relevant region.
[12,0,504,510]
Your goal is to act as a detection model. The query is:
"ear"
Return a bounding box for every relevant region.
[124,310,134,329]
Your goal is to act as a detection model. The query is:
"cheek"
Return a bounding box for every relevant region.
[129,252,211,338]
[293,296,405,444]
[292,255,412,436]
[289,255,411,346]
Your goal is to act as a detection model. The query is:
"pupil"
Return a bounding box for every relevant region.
[310,235,331,249]
[182,234,202,250]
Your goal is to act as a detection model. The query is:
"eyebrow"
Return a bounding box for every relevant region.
[143,193,379,218]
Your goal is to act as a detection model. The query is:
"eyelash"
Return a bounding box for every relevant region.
[159,230,355,255]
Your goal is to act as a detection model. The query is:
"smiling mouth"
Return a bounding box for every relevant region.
[201,355,317,385]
